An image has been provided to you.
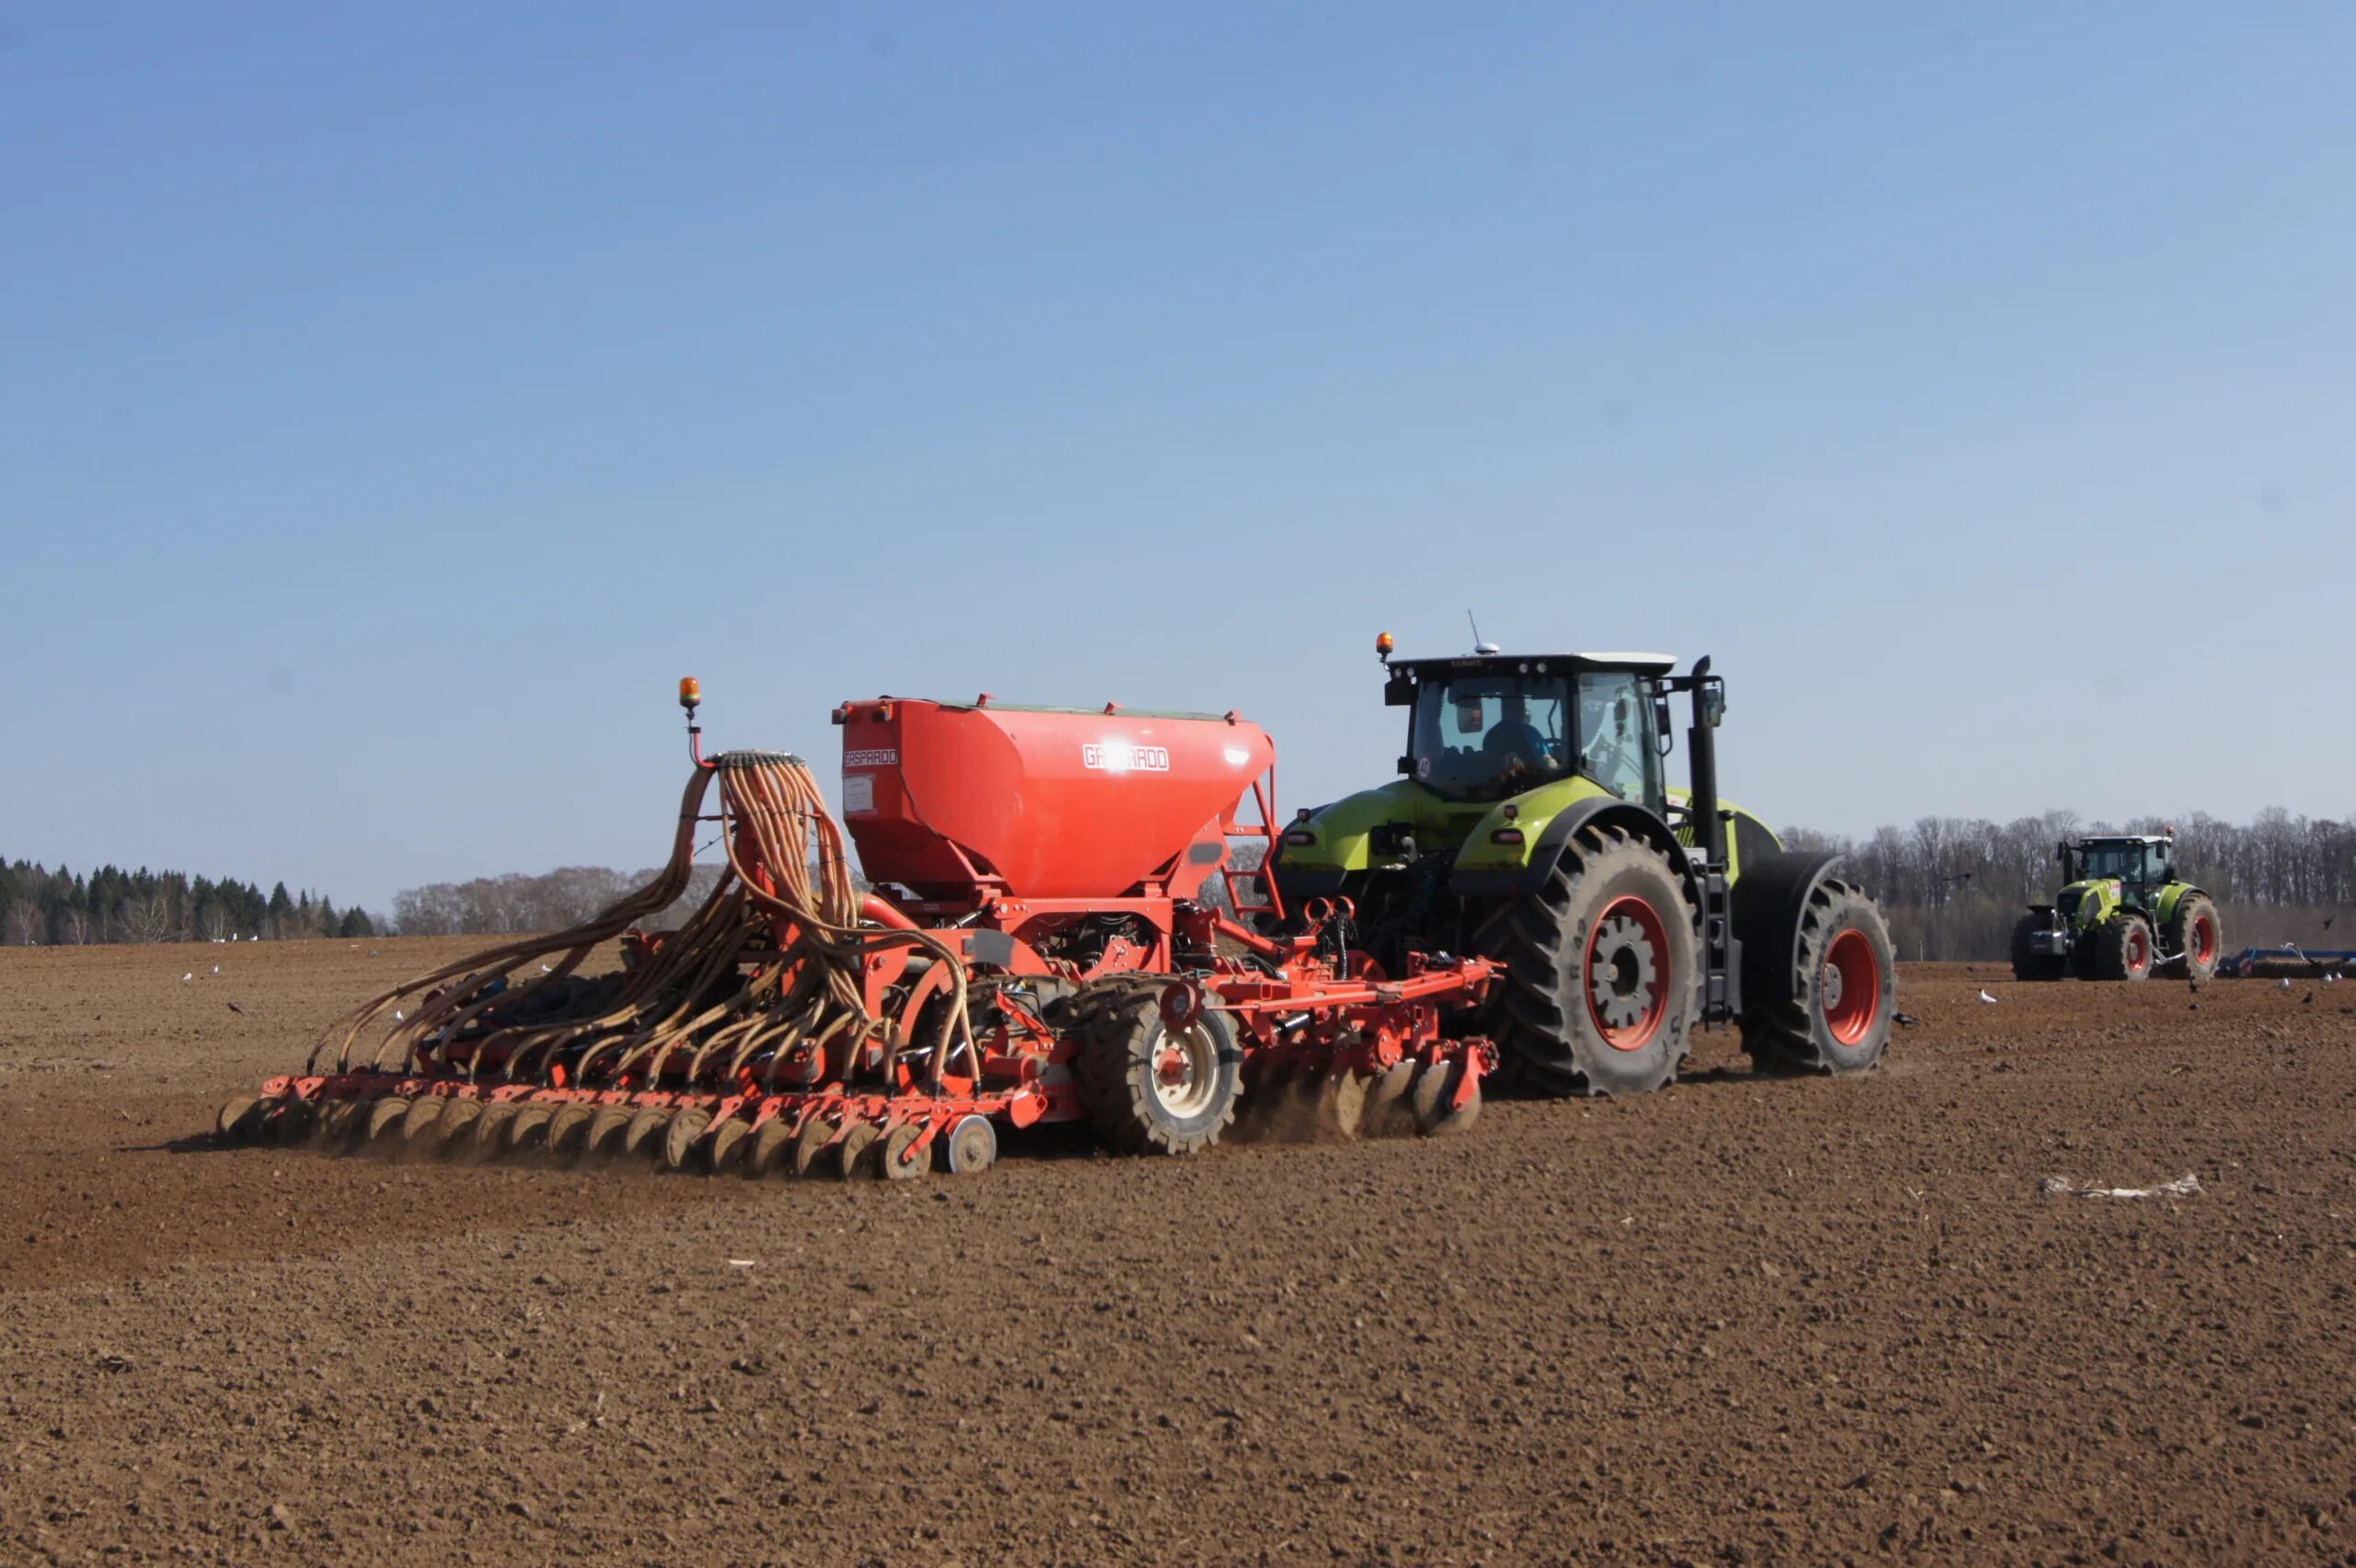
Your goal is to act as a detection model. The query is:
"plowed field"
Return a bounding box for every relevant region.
[4,940,2353,1565]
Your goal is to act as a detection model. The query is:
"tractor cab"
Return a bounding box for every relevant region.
[1389,652,1675,811]
[2061,835,2175,894]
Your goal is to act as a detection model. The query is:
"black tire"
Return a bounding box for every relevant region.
[2009,913,2068,982]
[1743,877,1896,1076]
[2094,914,2155,981]
[2163,894,2222,982]
[1075,988,1241,1154]
[1486,824,1698,1097]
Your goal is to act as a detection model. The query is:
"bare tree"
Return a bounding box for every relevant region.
[121,891,176,944]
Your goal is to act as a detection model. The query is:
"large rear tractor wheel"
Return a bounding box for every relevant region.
[1743,878,1896,1076]
[2164,894,2222,982]
[2094,914,2155,981]
[1076,990,1241,1155]
[2009,913,2068,982]
[1488,825,1697,1097]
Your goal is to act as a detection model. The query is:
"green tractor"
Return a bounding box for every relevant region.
[1268,637,1898,1095]
[2010,833,2222,982]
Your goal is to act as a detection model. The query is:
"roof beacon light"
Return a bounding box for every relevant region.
[678,676,703,713]
[1375,630,1395,663]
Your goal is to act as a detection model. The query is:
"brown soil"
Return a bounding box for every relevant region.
[4,940,2354,1565]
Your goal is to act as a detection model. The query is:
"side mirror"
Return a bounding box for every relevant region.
[1383,674,1415,707]
[1702,680,1727,729]
[1396,755,1415,776]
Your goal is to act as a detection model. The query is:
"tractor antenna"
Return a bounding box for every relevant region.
[1467,611,1498,656]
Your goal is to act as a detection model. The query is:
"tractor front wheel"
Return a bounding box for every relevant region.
[2095,915,2155,981]
[1744,878,1897,1075]
[1489,825,1697,1097]
[2164,895,2222,982]
[2010,913,2067,982]
[1076,990,1242,1155]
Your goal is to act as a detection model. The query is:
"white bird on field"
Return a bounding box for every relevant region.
[181,973,192,983]
[540,963,552,974]
[210,964,219,975]
[1978,988,1999,1004]
[395,1009,405,1021]
[2277,977,2293,990]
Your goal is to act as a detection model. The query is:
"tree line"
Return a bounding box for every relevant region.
[388,865,734,938]
[0,859,380,947]
[260,807,2356,963]
[1785,808,2355,961]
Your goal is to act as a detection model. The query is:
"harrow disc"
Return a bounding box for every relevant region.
[879,1123,930,1182]
[433,1099,485,1147]
[1318,1068,1369,1140]
[1363,1061,1418,1137]
[398,1097,446,1145]
[218,1097,271,1146]
[790,1114,841,1178]
[663,1109,711,1170]
[459,1101,514,1162]
[544,1102,598,1159]
[506,1102,557,1153]
[364,1097,414,1145]
[837,1121,883,1180]
[1410,1058,1481,1137]
[319,1100,364,1150]
[581,1104,636,1162]
[747,1118,798,1179]
[621,1107,672,1161]
[942,1113,996,1175]
[275,1098,321,1145]
[705,1116,754,1174]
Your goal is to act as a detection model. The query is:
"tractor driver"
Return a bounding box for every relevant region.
[1479,695,1558,786]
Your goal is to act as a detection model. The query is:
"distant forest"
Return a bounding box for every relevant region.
[376,809,2353,964]
[0,860,380,946]
[29,809,2336,959]
[1785,809,2354,961]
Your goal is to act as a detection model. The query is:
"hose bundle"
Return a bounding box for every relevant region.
[307,752,970,1096]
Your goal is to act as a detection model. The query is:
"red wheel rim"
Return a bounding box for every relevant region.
[1583,894,1671,1053]
[2126,924,2149,975]
[2190,915,2215,964]
[1820,928,1880,1046]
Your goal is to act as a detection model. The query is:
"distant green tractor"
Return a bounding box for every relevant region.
[1268,638,1898,1096]
[2010,833,2222,983]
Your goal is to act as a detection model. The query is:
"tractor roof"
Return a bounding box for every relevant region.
[1390,651,1680,677]
[2070,834,2173,847]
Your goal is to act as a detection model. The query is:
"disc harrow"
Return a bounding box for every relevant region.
[216,686,1499,1177]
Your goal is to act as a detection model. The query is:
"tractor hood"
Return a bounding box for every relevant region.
[2055,880,2123,928]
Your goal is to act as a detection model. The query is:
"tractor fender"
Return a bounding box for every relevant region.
[1450,796,1697,905]
[1730,849,1848,1011]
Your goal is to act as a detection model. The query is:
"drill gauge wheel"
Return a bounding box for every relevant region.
[941,1113,997,1174]
[836,1121,883,1180]
[621,1106,672,1160]
[663,1108,711,1170]
[880,1123,930,1182]
[705,1116,754,1174]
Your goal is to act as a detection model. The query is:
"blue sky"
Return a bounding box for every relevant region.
[4,3,2350,912]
